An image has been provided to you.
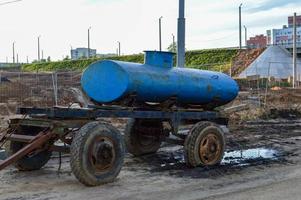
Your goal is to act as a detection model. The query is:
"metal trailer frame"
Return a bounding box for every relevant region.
[0,105,228,186]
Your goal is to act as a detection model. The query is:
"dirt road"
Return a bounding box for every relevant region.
[1,119,301,200]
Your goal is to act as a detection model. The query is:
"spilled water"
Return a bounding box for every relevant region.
[0,149,6,160]
[158,147,279,168]
[222,148,278,166]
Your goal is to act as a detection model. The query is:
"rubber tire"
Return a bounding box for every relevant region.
[125,119,163,156]
[9,126,52,171]
[184,121,225,167]
[70,122,125,187]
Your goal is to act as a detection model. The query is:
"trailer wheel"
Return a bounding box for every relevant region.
[70,122,125,186]
[125,119,164,156]
[9,126,52,171]
[184,122,225,167]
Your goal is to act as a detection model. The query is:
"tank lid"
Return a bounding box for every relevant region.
[144,51,175,68]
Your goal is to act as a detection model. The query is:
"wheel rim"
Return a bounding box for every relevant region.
[199,133,222,165]
[88,136,116,175]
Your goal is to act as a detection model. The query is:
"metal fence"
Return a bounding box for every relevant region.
[0,71,82,112]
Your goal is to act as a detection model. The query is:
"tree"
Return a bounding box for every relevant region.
[63,56,70,61]
[167,42,177,53]
[47,56,51,62]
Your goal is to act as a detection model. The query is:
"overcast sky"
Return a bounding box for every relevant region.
[0,0,301,62]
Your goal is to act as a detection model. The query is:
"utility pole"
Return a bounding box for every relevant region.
[244,25,247,48]
[70,45,73,59]
[159,16,163,51]
[12,42,15,63]
[27,56,29,64]
[239,3,243,49]
[293,12,297,88]
[38,35,41,62]
[117,41,121,56]
[172,34,175,52]
[177,0,185,68]
[88,27,91,58]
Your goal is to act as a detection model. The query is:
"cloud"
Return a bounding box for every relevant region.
[246,0,301,13]
[0,0,301,62]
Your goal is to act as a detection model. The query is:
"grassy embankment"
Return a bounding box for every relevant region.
[22,49,238,72]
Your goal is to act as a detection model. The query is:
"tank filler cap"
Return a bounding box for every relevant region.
[144,51,175,68]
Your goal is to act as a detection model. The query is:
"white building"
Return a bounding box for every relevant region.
[71,48,97,60]
[271,26,301,46]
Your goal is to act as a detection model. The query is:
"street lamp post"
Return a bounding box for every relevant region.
[117,41,121,56]
[12,41,15,63]
[88,27,91,58]
[70,45,73,59]
[244,25,247,47]
[172,34,175,52]
[38,35,41,62]
[159,16,163,51]
[293,12,297,88]
[239,3,243,49]
[177,0,185,68]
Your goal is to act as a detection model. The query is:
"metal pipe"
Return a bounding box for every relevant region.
[239,4,242,49]
[172,34,175,52]
[38,38,40,61]
[12,42,15,63]
[159,16,163,51]
[177,0,185,68]
[293,12,297,88]
[118,41,121,56]
[244,25,247,47]
[88,27,91,58]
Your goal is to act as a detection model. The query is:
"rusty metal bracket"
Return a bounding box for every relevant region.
[0,130,56,171]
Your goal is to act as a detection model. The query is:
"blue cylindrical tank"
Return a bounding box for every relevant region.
[81,51,239,107]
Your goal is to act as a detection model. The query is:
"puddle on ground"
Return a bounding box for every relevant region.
[0,149,6,160]
[222,148,278,166]
[156,147,279,168]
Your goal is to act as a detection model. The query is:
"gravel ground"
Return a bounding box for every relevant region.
[1,119,301,200]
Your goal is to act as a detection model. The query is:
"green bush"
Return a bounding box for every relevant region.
[22,49,237,73]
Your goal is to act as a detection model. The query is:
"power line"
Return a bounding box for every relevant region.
[0,0,22,6]
[197,34,237,43]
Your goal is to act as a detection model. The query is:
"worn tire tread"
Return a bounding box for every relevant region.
[70,121,125,186]
[184,121,225,167]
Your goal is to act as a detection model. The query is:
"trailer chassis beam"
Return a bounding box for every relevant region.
[0,130,56,171]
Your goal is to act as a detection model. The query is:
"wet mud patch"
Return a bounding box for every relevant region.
[135,146,287,179]
[260,108,301,120]
[0,148,7,160]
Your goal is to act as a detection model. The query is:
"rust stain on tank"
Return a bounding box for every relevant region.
[207,85,212,92]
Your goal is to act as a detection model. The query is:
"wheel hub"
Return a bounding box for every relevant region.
[199,133,222,165]
[89,137,115,174]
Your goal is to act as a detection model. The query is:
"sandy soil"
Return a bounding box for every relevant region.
[1,118,301,200]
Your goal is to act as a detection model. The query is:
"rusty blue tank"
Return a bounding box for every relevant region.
[81,51,239,107]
